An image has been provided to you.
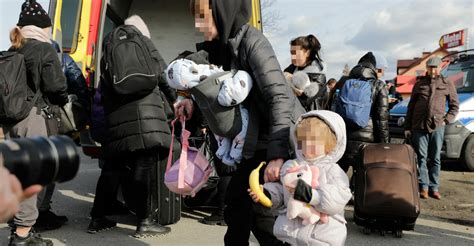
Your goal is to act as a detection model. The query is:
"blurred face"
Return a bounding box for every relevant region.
[327,80,336,90]
[426,66,439,78]
[291,45,310,67]
[194,0,218,41]
[376,68,385,79]
[296,124,326,159]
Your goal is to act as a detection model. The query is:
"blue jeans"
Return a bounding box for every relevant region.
[411,126,445,192]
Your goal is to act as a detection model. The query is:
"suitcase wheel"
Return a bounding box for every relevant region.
[394,230,403,238]
[363,227,371,235]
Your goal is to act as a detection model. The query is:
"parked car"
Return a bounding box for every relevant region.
[389,49,474,171]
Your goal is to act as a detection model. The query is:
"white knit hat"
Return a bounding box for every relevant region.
[124,15,151,38]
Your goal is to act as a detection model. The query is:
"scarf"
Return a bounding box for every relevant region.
[19,25,52,44]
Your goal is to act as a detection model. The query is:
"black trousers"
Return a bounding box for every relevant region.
[91,149,158,220]
[223,151,287,246]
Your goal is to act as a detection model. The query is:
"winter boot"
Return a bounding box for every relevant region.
[134,217,171,238]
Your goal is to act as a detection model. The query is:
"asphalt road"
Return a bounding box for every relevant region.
[1,150,473,246]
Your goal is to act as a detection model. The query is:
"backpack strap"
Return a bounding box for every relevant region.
[19,41,44,107]
[166,118,178,172]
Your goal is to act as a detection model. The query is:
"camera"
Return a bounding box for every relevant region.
[0,135,80,188]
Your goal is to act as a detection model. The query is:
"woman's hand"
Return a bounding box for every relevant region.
[264,158,284,182]
[173,98,194,120]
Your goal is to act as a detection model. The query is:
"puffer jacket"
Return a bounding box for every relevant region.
[15,39,68,107]
[336,64,390,163]
[228,24,305,161]
[52,40,89,108]
[101,29,176,155]
[62,53,90,109]
[264,111,352,246]
[198,0,304,162]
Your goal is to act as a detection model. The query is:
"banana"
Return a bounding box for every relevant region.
[249,161,273,208]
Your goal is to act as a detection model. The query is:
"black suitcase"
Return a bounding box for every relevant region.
[122,149,181,225]
[154,150,181,225]
[354,143,420,238]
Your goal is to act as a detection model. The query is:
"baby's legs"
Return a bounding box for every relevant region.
[214,134,231,162]
[229,106,249,164]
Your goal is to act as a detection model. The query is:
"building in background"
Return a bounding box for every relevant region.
[394,48,450,98]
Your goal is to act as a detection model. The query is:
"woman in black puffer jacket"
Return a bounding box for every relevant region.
[176,0,305,245]
[333,52,390,172]
[88,15,176,238]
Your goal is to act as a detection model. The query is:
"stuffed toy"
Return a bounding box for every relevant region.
[281,162,329,225]
[287,71,320,99]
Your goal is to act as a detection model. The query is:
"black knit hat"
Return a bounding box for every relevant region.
[17,0,52,28]
[358,52,376,68]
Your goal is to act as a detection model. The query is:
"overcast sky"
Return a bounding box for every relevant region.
[264,0,474,80]
[1,0,473,80]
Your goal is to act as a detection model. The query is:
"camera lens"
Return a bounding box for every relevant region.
[0,135,80,188]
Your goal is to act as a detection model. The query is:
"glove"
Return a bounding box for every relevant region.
[293,179,313,204]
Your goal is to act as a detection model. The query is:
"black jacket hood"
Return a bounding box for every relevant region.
[353,52,377,80]
[211,0,251,44]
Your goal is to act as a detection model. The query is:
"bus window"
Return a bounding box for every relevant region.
[61,0,82,53]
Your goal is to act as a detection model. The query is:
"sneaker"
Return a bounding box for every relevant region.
[429,191,441,200]
[87,217,117,234]
[199,212,226,226]
[34,210,68,232]
[420,189,428,199]
[9,230,53,246]
[134,218,171,238]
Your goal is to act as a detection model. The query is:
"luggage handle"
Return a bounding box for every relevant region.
[166,116,189,190]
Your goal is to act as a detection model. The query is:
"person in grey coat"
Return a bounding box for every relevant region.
[177,0,305,245]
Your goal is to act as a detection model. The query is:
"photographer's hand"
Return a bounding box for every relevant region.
[0,161,42,222]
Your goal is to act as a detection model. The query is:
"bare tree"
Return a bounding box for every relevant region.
[261,0,283,35]
[342,64,350,76]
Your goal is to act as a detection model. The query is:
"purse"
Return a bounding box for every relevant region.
[164,117,213,197]
[58,94,88,135]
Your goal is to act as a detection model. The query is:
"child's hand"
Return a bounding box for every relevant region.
[247,185,264,203]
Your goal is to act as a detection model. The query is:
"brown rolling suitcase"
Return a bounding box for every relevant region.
[354,143,420,238]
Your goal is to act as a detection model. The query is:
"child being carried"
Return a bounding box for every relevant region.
[166,58,252,166]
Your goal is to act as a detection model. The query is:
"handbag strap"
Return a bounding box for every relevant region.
[166,116,189,189]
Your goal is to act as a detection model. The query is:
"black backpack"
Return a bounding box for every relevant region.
[0,51,39,123]
[103,25,157,95]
